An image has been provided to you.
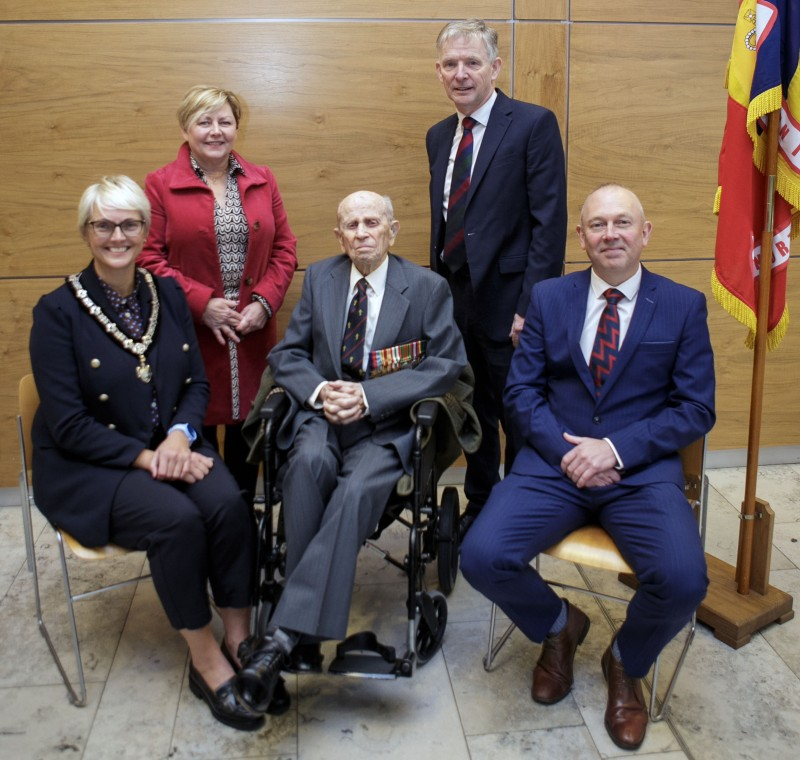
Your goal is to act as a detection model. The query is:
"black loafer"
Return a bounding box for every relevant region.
[188,662,264,731]
[222,640,291,716]
[236,637,288,713]
[287,643,324,674]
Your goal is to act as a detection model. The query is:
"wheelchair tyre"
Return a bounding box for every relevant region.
[437,487,460,595]
[415,591,448,665]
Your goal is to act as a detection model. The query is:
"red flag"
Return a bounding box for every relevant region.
[712,0,800,350]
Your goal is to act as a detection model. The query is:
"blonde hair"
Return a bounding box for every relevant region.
[176,85,243,131]
[77,176,150,234]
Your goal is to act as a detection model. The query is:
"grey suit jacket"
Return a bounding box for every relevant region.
[268,254,468,470]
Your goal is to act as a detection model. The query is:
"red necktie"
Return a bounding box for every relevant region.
[442,116,477,271]
[589,288,624,396]
[341,278,368,378]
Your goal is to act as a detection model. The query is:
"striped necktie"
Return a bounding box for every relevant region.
[341,278,368,378]
[589,288,624,395]
[442,116,477,271]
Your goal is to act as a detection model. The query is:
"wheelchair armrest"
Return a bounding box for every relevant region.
[259,388,290,422]
[414,399,439,429]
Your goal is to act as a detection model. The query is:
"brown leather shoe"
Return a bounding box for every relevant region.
[531,600,590,704]
[601,644,648,750]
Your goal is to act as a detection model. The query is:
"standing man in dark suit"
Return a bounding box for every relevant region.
[236,190,467,711]
[427,18,568,538]
[461,185,715,750]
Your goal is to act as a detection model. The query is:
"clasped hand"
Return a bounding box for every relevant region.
[319,380,366,425]
[203,298,268,345]
[136,431,214,483]
[560,432,620,489]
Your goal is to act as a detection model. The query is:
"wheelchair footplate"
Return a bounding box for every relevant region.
[327,631,412,679]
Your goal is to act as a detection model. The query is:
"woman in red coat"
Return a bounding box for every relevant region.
[140,85,297,504]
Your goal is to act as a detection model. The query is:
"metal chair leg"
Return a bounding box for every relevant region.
[31,528,87,706]
[483,603,517,672]
[647,613,696,721]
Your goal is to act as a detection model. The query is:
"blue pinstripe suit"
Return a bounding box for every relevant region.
[461,266,716,677]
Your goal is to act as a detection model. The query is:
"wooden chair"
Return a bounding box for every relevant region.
[17,374,151,706]
[483,437,708,721]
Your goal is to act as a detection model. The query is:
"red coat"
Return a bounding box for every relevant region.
[140,143,297,424]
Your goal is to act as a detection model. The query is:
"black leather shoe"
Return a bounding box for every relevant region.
[221,640,291,716]
[188,662,265,731]
[236,637,288,713]
[287,642,324,674]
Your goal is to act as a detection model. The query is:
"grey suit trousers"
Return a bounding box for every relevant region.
[270,414,402,640]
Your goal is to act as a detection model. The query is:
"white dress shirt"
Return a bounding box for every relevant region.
[308,256,389,409]
[578,265,642,469]
[442,90,498,221]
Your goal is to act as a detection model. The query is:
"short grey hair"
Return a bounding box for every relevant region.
[77,175,151,233]
[436,19,499,62]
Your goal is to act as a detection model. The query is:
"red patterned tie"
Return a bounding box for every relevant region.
[442,116,477,270]
[589,288,624,396]
[341,278,368,378]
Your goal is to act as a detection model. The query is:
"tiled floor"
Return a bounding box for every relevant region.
[1,465,799,759]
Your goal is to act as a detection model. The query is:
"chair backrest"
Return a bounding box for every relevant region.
[18,373,132,561]
[18,374,39,472]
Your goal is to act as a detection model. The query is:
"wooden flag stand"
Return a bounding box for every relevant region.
[698,111,794,648]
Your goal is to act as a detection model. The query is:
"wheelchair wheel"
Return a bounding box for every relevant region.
[415,590,448,665]
[437,486,460,595]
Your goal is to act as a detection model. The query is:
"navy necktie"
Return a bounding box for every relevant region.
[589,288,624,396]
[442,116,477,271]
[341,278,368,378]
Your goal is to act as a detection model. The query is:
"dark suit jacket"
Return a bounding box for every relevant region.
[268,254,467,469]
[427,89,567,340]
[506,266,716,488]
[29,263,209,546]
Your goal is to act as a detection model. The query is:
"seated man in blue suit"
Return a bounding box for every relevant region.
[461,184,715,751]
[236,190,467,711]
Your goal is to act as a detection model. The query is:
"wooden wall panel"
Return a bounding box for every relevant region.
[0,22,511,277]
[566,23,731,264]
[563,260,800,452]
[0,280,59,480]
[0,1,511,22]
[513,22,568,142]
[516,1,567,21]
[571,0,733,24]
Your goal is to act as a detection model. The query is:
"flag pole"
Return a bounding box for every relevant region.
[735,109,780,595]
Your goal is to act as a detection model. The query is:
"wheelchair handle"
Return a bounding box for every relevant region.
[259,388,290,421]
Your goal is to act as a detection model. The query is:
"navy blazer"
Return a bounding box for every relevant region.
[506,267,716,488]
[427,89,567,341]
[268,254,467,470]
[29,263,209,546]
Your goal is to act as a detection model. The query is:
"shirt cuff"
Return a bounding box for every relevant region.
[251,294,273,319]
[603,437,624,470]
[308,381,328,409]
[168,423,197,445]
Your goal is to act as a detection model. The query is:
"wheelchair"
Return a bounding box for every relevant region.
[250,387,463,679]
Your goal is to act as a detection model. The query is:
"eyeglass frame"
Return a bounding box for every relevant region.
[86,218,147,238]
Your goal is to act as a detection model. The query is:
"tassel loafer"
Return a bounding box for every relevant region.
[188,662,265,731]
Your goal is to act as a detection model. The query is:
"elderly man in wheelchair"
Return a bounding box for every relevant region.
[235,190,474,713]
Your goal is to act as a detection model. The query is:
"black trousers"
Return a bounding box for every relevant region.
[109,444,255,630]
[445,266,520,508]
[203,422,259,506]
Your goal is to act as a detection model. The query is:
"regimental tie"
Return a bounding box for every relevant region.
[341,278,369,378]
[589,288,624,396]
[442,116,477,271]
